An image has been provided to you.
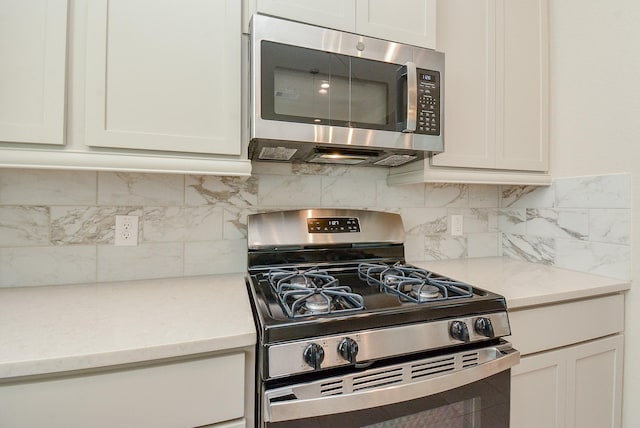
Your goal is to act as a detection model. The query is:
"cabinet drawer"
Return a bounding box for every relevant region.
[0,353,245,428]
[508,294,624,356]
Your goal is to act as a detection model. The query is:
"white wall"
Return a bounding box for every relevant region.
[550,1,640,426]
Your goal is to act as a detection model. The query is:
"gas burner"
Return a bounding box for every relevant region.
[411,283,441,300]
[266,267,365,318]
[358,262,473,303]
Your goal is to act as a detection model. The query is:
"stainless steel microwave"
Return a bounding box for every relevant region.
[249,15,445,167]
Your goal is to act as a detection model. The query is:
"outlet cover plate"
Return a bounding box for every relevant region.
[450,215,464,236]
[115,215,139,246]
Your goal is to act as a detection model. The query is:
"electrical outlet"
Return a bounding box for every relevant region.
[115,215,139,246]
[450,215,464,236]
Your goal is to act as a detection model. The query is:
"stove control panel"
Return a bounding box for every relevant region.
[307,217,360,233]
[267,311,512,378]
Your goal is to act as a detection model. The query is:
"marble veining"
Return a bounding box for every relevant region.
[321,176,377,207]
[425,183,468,207]
[98,172,184,206]
[51,206,142,245]
[555,239,631,280]
[500,185,555,208]
[499,173,631,280]
[423,235,466,260]
[501,233,555,265]
[401,208,448,236]
[525,208,589,240]
[143,206,223,242]
[0,169,96,205]
[554,174,631,208]
[0,206,49,246]
[258,174,321,207]
[0,246,97,287]
[186,175,258,207]
[498,209,527,234]
[468,185,499,208]
[589,209,631,244]
[0,169,631,286]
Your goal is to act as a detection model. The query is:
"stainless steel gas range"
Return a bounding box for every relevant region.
[245,209,520,427]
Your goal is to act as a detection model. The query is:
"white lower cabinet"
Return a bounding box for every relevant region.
[0,352,247,428]
[509,294,624,428]
[512,335,623,428]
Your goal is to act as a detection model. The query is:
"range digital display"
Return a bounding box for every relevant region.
[307,217,360,233]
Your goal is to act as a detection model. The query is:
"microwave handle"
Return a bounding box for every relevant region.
[403,61,418,133]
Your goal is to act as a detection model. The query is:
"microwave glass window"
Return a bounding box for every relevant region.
[262,41,400,131]
[349,78,387,125]
[274,69,387,126]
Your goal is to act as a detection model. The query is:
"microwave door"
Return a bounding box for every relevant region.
[261,41,403,133]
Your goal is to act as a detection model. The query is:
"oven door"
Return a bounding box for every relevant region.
[262,342,519,428]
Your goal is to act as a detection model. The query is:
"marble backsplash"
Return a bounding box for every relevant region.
[500,173,631,280]
[0,165,631,287]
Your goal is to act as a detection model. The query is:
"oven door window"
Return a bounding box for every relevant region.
[265,371,510,428]
[261,41,401,131]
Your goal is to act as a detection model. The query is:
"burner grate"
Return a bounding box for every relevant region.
[266,267,365,318]
[358,262,473,303]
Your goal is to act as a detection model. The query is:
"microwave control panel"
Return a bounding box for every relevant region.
[416,69,441,135]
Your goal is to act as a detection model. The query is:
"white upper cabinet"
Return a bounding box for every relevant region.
[496,0,549,171]
[253,0,436,48]
[356,0,436,49]
[255,0,356,33]
[0,0,68,145]
[433,0,548,171]
[388,0,550,185]
[430,0,496,169]
[85,0,241,155]
[0,0,251,176]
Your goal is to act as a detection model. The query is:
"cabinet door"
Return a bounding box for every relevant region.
[495,0,549,171]
[511,335,624,428]
[511,349,566,428]
[356,0,436,48]
[566,335,623,428]
[431,0,548,172]
[85,0,241,155]
[431,0,496,168]
[0,0,67,145]
[256,0,356,32]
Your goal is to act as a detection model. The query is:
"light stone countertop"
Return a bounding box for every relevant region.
[1,257,630,381]
[410,256,630,309]
[0,274,255,380]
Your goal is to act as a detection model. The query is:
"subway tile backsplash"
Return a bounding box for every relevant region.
[0,166,631,287]
[500,173,631,280]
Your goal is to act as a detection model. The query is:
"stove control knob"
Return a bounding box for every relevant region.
[338,337,359,364]
[474,317,495,338]
[450,320,470,343]
[303,343,325,370]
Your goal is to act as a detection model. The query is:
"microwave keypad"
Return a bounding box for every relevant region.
[416,69,440,135]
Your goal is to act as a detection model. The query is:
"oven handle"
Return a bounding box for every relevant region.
[264,342,520,423]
